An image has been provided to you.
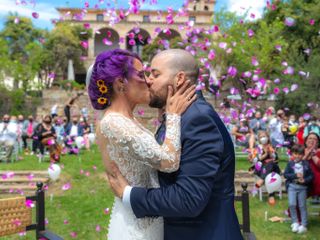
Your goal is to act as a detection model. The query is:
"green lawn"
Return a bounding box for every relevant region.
[1,146,319,240]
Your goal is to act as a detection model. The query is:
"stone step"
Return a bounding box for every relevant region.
[0,170,48,177]
[0,184,38,191]
[0,171,49,195]
[0,177,49,184]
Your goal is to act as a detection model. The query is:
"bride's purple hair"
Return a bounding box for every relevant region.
[88,49,141,110]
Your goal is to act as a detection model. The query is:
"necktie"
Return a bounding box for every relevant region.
[155,114,166,144]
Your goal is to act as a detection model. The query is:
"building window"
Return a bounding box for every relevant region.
[189,16,196,23]
[143,15,150,22]
[204,6,209,11]
[97,14,104,22]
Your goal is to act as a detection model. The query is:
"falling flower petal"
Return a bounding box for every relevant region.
[283,66,294,75]
[242,71,252,78]
[218,42,227,49]
[129,39,136,46]
[102,38,112,46]
[25,200,34,208]
[251,56,259,66]
[137,109,145,116]
[208,50,215,60]
[290,84,298,92]
[248,29,254,38]
[283,87,289,94]
[64,219,69,224]
[62,183,71,191]
[284,17,295,26]
[70,232,77,238]
[104,208,110,214]
[274,78,280,84]
[96,225,101,232]
[32,12,39,19]
[83,23,90,29]
[80,41,88,49]
[275,45,282,51]
[227,66,237,77]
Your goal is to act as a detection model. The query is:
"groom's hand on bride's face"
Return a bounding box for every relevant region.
[106,162,129,199]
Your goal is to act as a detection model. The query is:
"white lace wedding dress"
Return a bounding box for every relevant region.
[100,112,181,240]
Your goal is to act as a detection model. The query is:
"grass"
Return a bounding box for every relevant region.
[1,145,319,240]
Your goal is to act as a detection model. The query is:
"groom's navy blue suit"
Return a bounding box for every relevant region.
[130,92,243,240]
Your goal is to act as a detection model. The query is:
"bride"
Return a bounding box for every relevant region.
[87,49,196,239]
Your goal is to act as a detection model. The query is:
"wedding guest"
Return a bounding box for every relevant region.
[252,131,280,205]
[296,116,306,145]
[37,115,61,163]
[303,133,320,197]
[21,115,38,154]
[269,109,285,148]
[0,115,17,162]
[284,144,313,234]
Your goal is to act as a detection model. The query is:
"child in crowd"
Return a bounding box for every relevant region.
[284,144,313,234]
[250,131,281,205]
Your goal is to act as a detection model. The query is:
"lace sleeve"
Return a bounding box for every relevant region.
[100,113,181,173]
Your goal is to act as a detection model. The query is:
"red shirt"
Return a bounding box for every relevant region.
[309,150,320,196]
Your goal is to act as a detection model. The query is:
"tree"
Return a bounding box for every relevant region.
[44,22,92,81]
[264,0,320,115]
[0,15,43,90]
[142,36,185,62]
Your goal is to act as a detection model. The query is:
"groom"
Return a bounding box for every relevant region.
[108,49,243,240]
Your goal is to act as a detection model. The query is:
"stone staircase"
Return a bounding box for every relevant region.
[234,170,286,196]
[0,170,49,196]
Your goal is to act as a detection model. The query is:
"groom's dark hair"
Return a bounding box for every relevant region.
[153,49,199,84]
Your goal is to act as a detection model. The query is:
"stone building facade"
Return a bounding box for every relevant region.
[57,0,216,74]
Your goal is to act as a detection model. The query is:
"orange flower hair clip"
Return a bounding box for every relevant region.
[97,97,108,105]
[97,79,105,87]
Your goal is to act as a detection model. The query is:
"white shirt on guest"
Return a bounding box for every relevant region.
[70,124,78,137]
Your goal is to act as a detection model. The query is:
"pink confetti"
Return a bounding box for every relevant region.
[13,219,22,226]
[274,78,280,84]
[62,183,71,191]
[242,71,252,78]
[70,232,77,238]
[104,208,110,214]
[137,109,145,116]
[275,45,282,51]
[251,57,259,66]
[32,12,39,19]
[248,29,254,38]
[83,23,90,29]
[290,84,298,92]
[218,42,227,49]
[227,66,237,77]
[25,200,34,208]
[129,39,136,46]
[80,41,88,49]
[283,66,294,75]
[102,38,112,46]
[284,17,295,26]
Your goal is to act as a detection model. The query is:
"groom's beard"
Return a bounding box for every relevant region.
[149,94,166,109]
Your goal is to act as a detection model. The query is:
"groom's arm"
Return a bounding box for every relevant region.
[128,113,224,218]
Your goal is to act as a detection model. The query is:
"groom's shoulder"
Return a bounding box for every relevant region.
[182,96,217,124]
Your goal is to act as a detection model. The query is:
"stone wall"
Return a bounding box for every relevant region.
[36,89,276,131]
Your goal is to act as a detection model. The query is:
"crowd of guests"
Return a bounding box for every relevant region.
[0,97,94,163]
[221,104,320,234]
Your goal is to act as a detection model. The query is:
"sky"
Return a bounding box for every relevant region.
[0,0,268,30]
